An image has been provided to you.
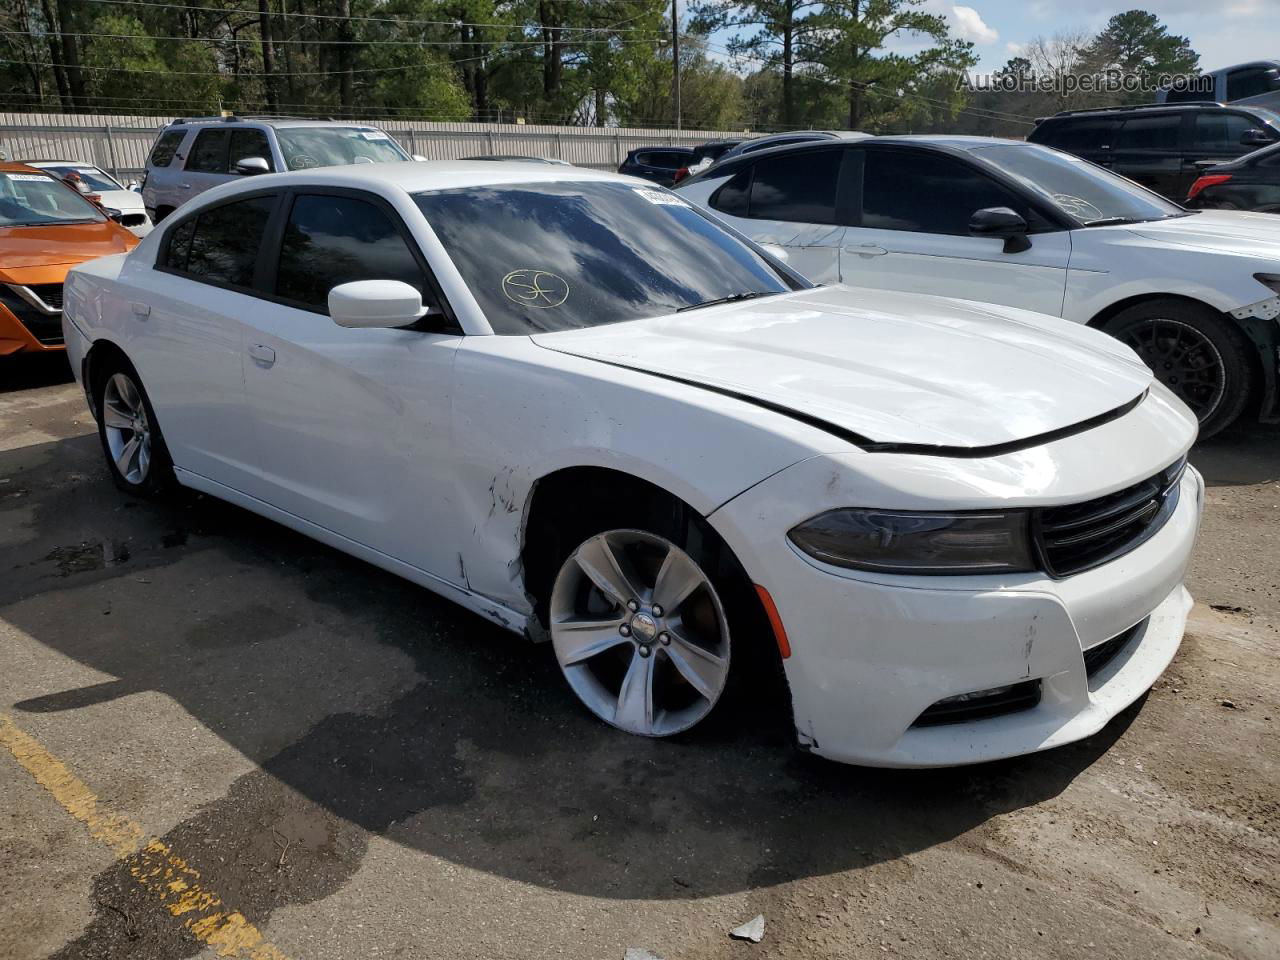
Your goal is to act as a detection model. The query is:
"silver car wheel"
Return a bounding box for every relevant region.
[102,372,152,486]
[550,528,731,737]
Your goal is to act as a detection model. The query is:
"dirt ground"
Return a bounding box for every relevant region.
[1,353,1277,960]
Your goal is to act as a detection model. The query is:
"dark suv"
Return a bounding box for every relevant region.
[1028,102,1280,200]
[617,146,695,186]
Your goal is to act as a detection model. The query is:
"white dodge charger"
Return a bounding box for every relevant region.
[62,162,1204,767]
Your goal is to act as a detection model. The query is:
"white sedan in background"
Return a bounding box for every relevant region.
[62,163,1201,767]
[677,136,1280,438]
[23,160,152,236]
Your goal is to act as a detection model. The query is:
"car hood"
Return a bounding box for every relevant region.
[0,220,136,271]
[1123,210,1280,257]
[95,189,145,211]
[531,287,1153,450]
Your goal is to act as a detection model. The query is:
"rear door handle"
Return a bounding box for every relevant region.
[130,301,150,318]
[845,244,888,257]
[179,182,192,190]
[248,344,276,366]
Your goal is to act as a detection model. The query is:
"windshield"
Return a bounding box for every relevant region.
[276,127,409,171]
[40,164,122,192]
[0,171,106,227]
[414,180,796,334]
[971,143,1187,225]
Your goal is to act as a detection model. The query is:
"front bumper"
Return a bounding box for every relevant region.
[712,453,1203,768]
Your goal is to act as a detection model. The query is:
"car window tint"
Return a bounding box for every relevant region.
[149,130,185,168]
[229,129,274,172]
[163,218,196,271]
[1036,118,1119,151]
[862,149,1023,235]
[186,129,228,173]
[1227,68,1276,101]
[1194,113,1260,151]
[184,195,275,287]
[1115,114,1180,150]
[275,194,426,311]
[748,148,840,224]
[712,167,751,217]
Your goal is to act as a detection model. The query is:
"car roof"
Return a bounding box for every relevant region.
[196,160,648,196]
[0,161,55,175]
[21,160,105,168]
[168,117,391,130]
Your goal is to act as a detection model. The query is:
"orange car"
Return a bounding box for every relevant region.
[0,162,138,355]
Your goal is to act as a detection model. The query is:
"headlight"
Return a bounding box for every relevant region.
[1256,273,1280,296]
[788,509,1035,574]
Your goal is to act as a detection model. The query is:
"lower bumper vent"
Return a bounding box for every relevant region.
[913,679,1042,727]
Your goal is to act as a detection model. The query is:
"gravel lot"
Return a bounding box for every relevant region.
[1,353,1277,960]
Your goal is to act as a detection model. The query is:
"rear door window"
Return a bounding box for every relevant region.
[164,194,276,288]
[1036,118,1120,152]
[1114,114,1181,150]
[274,193,427,312]
[747,148,841,224]
[149,130,186,168]
[186,129,229,173]
[861,148,1026,235]
[1226,67,1278,101]
[228,129,274,172]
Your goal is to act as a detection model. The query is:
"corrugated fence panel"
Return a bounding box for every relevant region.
[0,113,741,177]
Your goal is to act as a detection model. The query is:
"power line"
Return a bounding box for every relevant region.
[0,29,661,46]
[78,0,668,33]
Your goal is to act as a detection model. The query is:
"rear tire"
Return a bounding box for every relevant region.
[94,357,175,497]
[1104,299,1255,439]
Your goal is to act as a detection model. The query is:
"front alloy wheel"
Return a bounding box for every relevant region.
[1116,317,1226,423]
[103,372,153,485]
[550,529,731,737]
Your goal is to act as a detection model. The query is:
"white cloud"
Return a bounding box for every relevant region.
[951,5,1000,45]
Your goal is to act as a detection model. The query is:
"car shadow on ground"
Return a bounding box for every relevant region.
[1190,417,1280,486]
[2,430,1146,957]
[0,353,75,393]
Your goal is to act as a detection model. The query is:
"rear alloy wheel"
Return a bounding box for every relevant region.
[97,364,174,496]
[1106,300,1255,439]
[550,528,731,737]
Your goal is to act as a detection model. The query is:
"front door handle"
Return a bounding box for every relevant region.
[845,244,888,257]
[248,343,276,366]
[179,182,192,190]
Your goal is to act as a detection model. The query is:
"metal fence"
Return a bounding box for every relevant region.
[0,112,743,178]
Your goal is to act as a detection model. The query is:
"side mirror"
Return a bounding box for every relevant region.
[412,154,429,162]
[759,242,790,263]
[104,207,124,223]
[126,180,141,192]
[234,156,270,176]
[1240,128,1274,148]
[969,206,1031,254]
[328,280,434,329]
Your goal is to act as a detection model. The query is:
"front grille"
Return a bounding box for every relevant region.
[913,679,1042,727]
[1033,458,1185,578]
[119,214,146,227]
[1084,618,1147,680]
[24,283,64,310]
[0,285,63,344]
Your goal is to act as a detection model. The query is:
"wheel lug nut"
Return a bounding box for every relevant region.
[627,599,640,612]
[652,604,664,617]
[619,623,631,637]
[638,644,651,658]
[658,632,670,646]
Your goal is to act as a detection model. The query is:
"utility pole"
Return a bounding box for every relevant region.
[671,0,681,130]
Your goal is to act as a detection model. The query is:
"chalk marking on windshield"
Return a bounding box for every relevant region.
[502,269,570,308]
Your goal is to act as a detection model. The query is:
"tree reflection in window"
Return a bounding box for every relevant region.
[185,195,275,287]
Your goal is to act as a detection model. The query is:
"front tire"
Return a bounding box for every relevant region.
[96,361,174,496]
[1104,299,1255,439]
[549,528,732,737]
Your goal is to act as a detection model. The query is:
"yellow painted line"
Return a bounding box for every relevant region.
[0,713,293,960]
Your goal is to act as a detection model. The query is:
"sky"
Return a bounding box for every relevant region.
[907,0,1279,74]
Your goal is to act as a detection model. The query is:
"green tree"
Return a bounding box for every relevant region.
[1086,9,1199,104]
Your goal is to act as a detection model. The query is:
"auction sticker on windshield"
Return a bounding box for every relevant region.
[633,188,689,207]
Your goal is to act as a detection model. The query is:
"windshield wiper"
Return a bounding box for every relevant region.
[1081,216,1149,227]
[676,291,770,313]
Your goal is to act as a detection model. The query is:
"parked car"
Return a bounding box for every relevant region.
[1158,60,1280,112]
[1027,101,1280,200]
[719,130,870,162]
[0,163,137,355]
[22,160,152,236]
[673,138,746,184]
[617,146,695,185]
[1185,138,1280,212]
[141,115,414,222]
[461,155,572,165]
[677,135,1280,437]
[63,161,1202,767]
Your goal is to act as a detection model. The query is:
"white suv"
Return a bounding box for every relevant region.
[141,116,414,223]
[677,136,1280,437]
